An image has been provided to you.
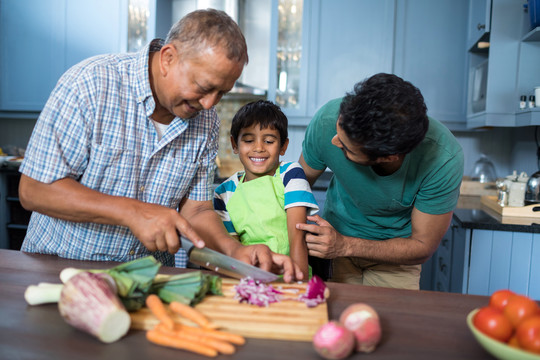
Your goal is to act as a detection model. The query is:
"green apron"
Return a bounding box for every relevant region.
[226,168,289,255]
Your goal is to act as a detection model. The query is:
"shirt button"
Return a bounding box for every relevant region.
[139,186,145,192]
[129,250,135,255]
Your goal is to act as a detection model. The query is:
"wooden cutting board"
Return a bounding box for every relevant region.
[481,195,540,218]
[130,278,328,342]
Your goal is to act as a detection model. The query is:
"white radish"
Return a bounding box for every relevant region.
[339,303,382,353]
[24,282,64,305]
[58,272,130,343]
[312,321,355,360]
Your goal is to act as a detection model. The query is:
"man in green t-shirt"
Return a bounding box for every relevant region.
[297,73,464,290]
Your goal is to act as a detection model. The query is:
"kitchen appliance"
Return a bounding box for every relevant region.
[525,170,540,205]
[471,154,496,183]
[181,239,278,283]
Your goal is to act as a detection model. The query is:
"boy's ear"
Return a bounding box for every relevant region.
[230,135,239,154]
[279,138,289,156]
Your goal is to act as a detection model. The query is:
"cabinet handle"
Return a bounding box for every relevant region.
[477,23,485,30]
[438,257,447,273]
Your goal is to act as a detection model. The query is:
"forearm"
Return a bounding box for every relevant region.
[19,175,138,227]
[340,235,436,265]
[287,207,309,278]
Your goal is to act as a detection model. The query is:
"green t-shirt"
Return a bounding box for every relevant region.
[302,98,464,241]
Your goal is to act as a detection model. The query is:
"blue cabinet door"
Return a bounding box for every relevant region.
[467,0,492,49]
[467,229,540,300]
[393,0,469,130]
[306,0,395,118]
[0,0,66,111]
[0,0,127,112]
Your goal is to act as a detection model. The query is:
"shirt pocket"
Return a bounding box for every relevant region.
[147,149,200,208]
[83,143,138,197]
[386,195,416,214]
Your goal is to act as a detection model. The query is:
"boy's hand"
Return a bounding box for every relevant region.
[231,244,304,283]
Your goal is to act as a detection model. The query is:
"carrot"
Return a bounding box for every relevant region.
[156,323,236,355]
[169,301,219,329]
[146,328,218,357]
[180,323,246,345]
[145,294,174,330]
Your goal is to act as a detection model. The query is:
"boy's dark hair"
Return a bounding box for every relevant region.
[230,100,288,145]
[339,73,429,160]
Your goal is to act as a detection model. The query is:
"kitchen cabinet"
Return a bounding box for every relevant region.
[268,0,395,125]
[420,218,468,293]
[0,0,128,113]
[393,0,469,131]
[422,208,540,301]
[467,229,540,300]
[0,169,31,250]
[467,0,492,50]
[465,0,538,128]
[270,0,470,130]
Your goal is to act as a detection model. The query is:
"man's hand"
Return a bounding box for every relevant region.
[230,244,304,283]
[296,214,345,259]
[127,202,205,254]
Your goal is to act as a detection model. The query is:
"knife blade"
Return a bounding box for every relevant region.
[180,238,279,283]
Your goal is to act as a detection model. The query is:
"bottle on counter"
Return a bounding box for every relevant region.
[529,95,536,108]
[520,95,527,109]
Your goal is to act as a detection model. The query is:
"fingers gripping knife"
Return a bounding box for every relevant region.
[180,238,278,283]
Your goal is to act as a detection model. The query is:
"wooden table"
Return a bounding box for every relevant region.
[0,249,494,359]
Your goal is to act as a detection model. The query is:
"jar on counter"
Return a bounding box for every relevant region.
[508,172,529,207]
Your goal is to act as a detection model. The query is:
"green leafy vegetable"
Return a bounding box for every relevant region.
[150,271,222,306]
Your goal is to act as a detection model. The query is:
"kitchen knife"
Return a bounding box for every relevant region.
[180,238,279,283]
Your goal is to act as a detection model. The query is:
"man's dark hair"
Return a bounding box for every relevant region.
[230,100,288,145]
[339,73,429,160]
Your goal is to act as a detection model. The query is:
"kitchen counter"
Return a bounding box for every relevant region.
[454,197,540,233]
[0,249,495,359]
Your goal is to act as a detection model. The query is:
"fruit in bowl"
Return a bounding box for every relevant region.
[467,289,540,359]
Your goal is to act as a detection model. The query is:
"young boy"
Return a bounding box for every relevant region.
[213,100,319,279]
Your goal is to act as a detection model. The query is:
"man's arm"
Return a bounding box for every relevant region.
[298,208,452,265]
[299,153,325,187]
[18,174,205,252]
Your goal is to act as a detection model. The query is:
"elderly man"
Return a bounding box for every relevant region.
[19,9,301,282]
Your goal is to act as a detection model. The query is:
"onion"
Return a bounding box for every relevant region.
[233,277,282,307]
[339,303,382,353]
[298,275,329,307]
[312,321,355,360]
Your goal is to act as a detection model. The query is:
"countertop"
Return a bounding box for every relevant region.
[454,196,540,233]
[0,250,494,360]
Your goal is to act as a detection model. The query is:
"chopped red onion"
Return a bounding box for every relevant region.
[234,275,328,308]
[233,277,283,307]
[298,275,327,308]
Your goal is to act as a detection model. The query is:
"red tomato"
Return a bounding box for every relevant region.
[507,335,520,348]
[473,306,513,342]
[503,295,540,328]
[489,289,516,311]
[516,315,540,354]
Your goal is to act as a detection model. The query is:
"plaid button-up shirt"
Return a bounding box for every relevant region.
[20,40,218,267]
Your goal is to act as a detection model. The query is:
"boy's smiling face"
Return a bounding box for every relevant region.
[231,124,289,182]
